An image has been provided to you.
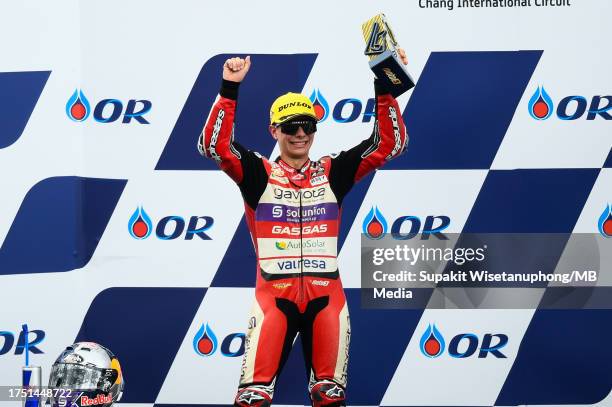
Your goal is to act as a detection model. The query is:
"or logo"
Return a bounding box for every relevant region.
[363,207,451,240]
[309,89,330,121]
[309,89,376,123]
[193,323,245,358]
[275,241,288,250]
[362,206,388,239]
[528,86,553,120]
[128,206,214,240]
[0,328,45,356]
[419,324,445,358]
[390,215,450,240]
[419,324,508,359]
[66,88,152,124]
[527,86,612,121]
[598,204,612,238]
[128,206,153,240]
[193,323,218,356]
[66,89,91,122]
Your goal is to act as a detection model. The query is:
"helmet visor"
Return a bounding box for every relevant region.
[49,363,103,390]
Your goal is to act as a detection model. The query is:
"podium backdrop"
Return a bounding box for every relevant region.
[1,1,611,406]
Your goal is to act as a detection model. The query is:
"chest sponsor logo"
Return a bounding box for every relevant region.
[310,175,328,186]
[275,239,326,250]
[272,205,328,220]
[273,187,326,201]
[270,164,284,176]
[271,224,328,236]
[277,259,327,271]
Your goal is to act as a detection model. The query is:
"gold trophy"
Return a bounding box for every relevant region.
[362,13,415,97]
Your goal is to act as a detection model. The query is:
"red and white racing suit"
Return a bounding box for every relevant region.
[199,79,407,407]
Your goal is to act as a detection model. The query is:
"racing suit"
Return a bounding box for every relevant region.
[199,79,407,407]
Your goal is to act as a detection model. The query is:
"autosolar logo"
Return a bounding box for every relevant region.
[192,323,245,357]
[598,204,612,238]
[309,89,377,123]
[528,86,612,121]
[419,323,508,359]
[66,89,152,124]
[128,206,214,240]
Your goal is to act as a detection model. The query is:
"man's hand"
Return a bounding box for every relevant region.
[397,48,408,65]
[223,56,251,82]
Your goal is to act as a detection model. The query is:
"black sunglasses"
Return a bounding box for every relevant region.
[277,120,317,135]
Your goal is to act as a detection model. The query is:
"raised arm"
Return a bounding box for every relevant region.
[328,64,409,205]
[198,56,268,209]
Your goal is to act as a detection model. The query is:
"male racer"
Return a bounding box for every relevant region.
[199,52,408,407]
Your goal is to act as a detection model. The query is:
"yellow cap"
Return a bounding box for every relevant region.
[269,92,318,125]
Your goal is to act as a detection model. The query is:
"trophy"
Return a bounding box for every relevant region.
[362,13,415,97]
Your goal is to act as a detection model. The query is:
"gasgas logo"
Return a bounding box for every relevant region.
[528,86,612,121]
[66,89,152,124]
[309,89,378,123]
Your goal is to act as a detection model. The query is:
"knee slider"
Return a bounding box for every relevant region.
[234,387,272,407]
[310,381,346,407]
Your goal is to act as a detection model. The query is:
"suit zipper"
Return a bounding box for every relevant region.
[299,182,304,304]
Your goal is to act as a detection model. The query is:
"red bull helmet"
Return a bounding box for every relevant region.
[48,342,124,407]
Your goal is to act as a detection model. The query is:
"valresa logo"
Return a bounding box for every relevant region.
[309,89,376,123]
[0,328,45,356]
[192,323,245,357]
[66,89,152,124]
[598,204,612,238]
[528,86,612,120]
[128,206,214,240]
[419,324,508,359]
[362,206,450,240]
[277,258,327,271]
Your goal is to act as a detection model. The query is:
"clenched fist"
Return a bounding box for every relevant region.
[223,56,251,83]
[397,48,408,65]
